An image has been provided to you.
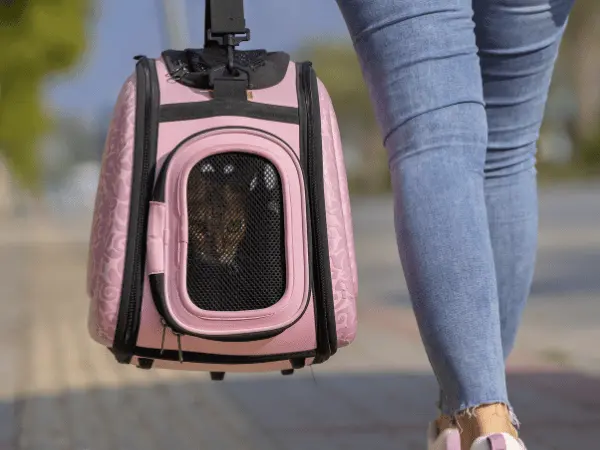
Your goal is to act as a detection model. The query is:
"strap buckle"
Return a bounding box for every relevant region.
[205,28,251,48]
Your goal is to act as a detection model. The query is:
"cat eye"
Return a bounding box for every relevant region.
[264,165,277,190]
[249,176,258,191]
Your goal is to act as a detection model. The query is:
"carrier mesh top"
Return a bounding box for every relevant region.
[186,153,286,312]
[187,49,267,72]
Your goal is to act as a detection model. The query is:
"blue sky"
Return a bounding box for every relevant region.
[46,0,350,117]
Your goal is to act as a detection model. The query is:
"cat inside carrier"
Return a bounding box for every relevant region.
[185,152,286,312]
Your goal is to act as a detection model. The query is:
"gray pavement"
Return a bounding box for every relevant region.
[0,183,599,449]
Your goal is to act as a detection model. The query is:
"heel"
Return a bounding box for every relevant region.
[475,433,526,450]
[487,434,507,450]
[446,431,461,450]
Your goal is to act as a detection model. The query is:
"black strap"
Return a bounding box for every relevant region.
[202,0,250,98]
[205,0,247,46]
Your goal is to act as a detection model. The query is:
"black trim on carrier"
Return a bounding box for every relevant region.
[149,274,285,342]
[119,347,315,365]
[133,356,308,371]
[148,126,313,344]
[152,126,298,203]
[297,62,337,364]
[159,100,300,124]
[111,57,160,364]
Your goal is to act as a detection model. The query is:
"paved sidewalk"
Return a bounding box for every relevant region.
[1,185,600,449]
[0,242,598,450]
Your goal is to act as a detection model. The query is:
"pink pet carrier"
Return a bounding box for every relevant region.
[86,0,358,379]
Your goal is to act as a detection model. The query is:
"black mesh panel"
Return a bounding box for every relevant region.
[187,49,267,72]
[186,152,286,312]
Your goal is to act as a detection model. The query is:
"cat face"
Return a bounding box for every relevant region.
[187,178,248,266]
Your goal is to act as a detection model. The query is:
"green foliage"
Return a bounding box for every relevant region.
[0,0,91,192]
[300,41,394,194]
[298,40,390,194]
[299,40,376,130]
[575,130,600,170]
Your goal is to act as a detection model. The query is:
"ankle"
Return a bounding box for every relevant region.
[455,403,518,449]
[435,414,454,434]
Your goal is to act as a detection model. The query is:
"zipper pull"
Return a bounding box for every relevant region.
[159,319,167,355]
[159,318,185,363]
[175,333,184,363]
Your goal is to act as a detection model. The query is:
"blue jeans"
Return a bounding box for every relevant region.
[335,0,574,416]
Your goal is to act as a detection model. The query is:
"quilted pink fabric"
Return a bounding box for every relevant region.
[87,74,137,347]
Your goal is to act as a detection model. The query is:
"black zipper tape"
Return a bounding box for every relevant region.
[148,126,312,344]
[112,57,160,363]
[149,274,285,342]
[154,126,297,202]
[159,100,300,124]
[297,62,337,364]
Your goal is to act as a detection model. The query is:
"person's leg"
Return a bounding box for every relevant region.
[475,0,575,362]
[439,2,576,445]
[334,0,511,436]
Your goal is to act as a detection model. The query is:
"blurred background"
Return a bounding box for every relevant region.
[0,1,599,449]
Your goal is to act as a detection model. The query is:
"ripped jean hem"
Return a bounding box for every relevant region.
[436,400,521,430]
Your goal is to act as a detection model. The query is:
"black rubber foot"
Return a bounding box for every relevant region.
[136,358,154,370]
[290,358,306,369]
[281,369,295,376]
[210,371,226,381]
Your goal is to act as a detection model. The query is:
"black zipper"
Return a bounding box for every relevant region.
[149,273,286,343]
[149,126,312,345]
[298,62,337,363]
[112,57,160,363]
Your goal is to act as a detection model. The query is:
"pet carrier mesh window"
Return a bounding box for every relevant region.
[185,152,287,312]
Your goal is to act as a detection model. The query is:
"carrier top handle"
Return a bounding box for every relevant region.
[204,0,250,74]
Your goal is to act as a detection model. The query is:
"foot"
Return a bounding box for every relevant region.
[470,432,527,449]
[427,422,461,450]
[455,403,520,449]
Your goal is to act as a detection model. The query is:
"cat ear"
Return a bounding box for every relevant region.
[263,165,277,190]
[247,165,277,192]
[200,163,215,173]
[249,175,258,191]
